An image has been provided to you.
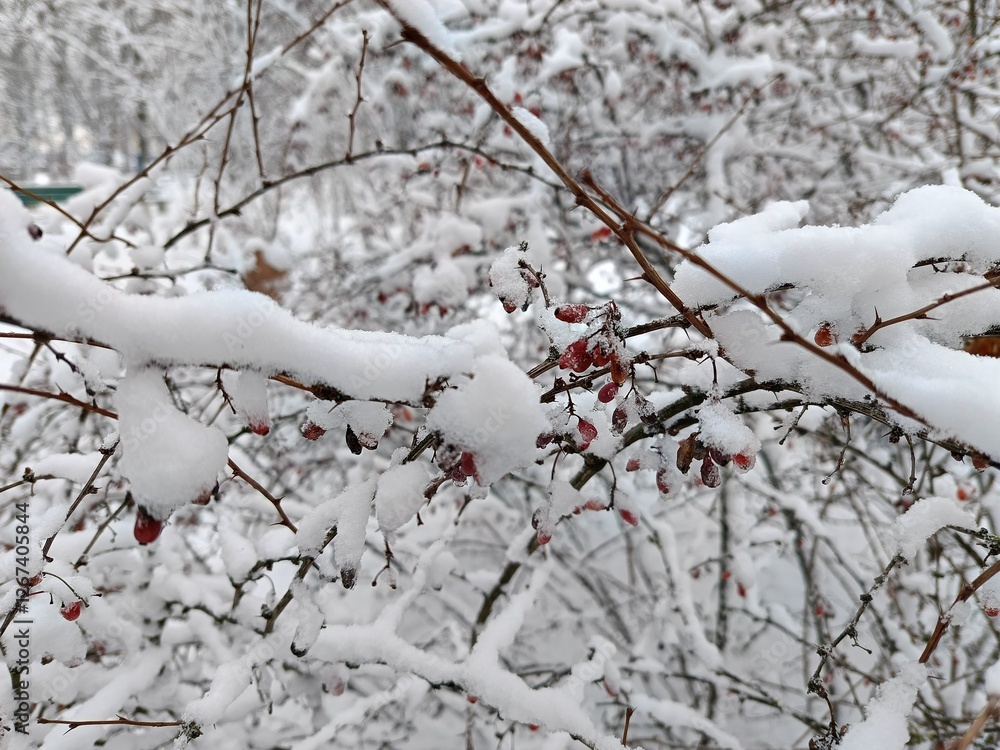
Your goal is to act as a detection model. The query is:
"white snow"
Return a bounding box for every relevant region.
[511,107,551,147]
[384,0,462,59]
[839,662,928,750]
[376,462,431,534]
[117,369,228,519]
[895,496,976,561]
[0,188,475,404]
[426,354,549,485]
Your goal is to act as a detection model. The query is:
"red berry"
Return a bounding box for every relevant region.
[467,695,478,704]
[502,299,518,314]
[957,485,972,501]
[737,583,747,598]
[973,455,990,471]
[814,605,826,617]
[249,420,270,436]
[584,498,607,511]
[554,304,590,323]
[528,724,540,731]
[986,607,1000,617]
[618,508,639,526]
[656,468,672,494]
[302,421,326,440]
[626,457,641,472]
[610,357,629,386]
[700,457,721,488]
[597,382,619,403]
[577,419,598,450]
[559,339,594,372]
[733,451,756,473]
[134,507,163,545]
[591,227,612,242]
[460,452,482,484]
[721,569,732,581]
[611,405,628,434]
[814,325,835,347]
[60,601,82,621]
[536,432,556,449]
[536,529,552,545]
[592,345,611,367]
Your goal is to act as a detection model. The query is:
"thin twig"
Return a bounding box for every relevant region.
[346,30,370,159]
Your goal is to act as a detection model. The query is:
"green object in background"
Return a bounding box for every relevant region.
[10,185,83,207]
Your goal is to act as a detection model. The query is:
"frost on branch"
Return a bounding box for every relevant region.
[117,369,228,521]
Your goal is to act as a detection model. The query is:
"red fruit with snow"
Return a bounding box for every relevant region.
[301,421,326,440]
[626,457,641,472]
[611,405,628,434]
[554,304,590,323]
[460,452,483,484]
[986,606,1000,617]
[134,507,163,545]
[559,339,594,372]
[700,456,721,488]
[733,451,756,473]
[656,467,672,494]
[577,419,598,450]
[60,601,82,621]
[618,508,639,526]
[584,498,607,511]
[249,420,270,436]
[814,325,835,347]
[597,382,619,403]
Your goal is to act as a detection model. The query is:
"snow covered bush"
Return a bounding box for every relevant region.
[4,2,1000,749]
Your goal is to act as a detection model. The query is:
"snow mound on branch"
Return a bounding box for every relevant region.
[0,188,473,404]
[384,0,461,59]
[376,462,431,534]
[673,185,1000,459]
[697,400,760,457]
[489,244,532,312]
[427,355,548,485]
[296,478,377,588]
[222,369,271,435]
[511,107,550,147]
[839,662,927,750]
[117,369,228,520]
[895,496,976,561]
